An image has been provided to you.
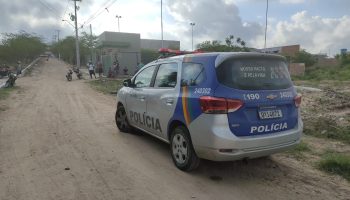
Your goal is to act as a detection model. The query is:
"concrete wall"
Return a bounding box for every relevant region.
[97,32,141,75]
[141,39,180,51]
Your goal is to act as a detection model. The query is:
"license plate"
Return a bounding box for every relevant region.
[259,110,283,119]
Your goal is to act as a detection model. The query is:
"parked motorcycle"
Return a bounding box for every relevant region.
[5,72,17,88]
[73,68,82,79]
[66,69,73,81]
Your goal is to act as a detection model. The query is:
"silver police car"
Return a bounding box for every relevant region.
[116,52,303,171]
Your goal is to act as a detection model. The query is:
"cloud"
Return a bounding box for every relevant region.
[165,0,263,50]
[0,0,69,42]
[256,11,350,55]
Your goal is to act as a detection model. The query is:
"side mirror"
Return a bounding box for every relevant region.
[123,79,133,87]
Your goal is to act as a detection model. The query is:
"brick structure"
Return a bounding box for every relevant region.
[281,45,300,57]
[288,63,305,76]
[260,44,300,57]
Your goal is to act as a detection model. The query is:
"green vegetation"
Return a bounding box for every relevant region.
[286,142,311,159]
[336,53,350,66]
[50,31,98,66]
[141,49,159,65]
[318,152,350,181]
[196,35,249,52]
[0,87,18,100]
[0,31,46,65]
[288,50,317,67]
[293,64,350,81]
[88,78,123,94]
[304,116,350,144]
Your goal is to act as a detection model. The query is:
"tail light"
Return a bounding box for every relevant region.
[199,96,243,114]
[294,94,302,108]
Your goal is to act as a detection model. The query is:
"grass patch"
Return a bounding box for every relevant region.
[292,64,350,81]
[303,116,350,144]
[0,86,18,100]
[286,142,311,160]
[318,152,350,181]
[88,78,124,94]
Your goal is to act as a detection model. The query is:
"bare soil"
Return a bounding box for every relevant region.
[0,58,349,200]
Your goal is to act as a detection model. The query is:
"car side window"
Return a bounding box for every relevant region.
[181,63,206,86]
[154,63,178,88]
[133,65,156,88]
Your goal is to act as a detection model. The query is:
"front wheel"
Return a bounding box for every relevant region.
[115,105,131,132]
[170,126,200,171]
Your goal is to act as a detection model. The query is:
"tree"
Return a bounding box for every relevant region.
[50,32,98,65]
[197,35,249,52]
[141,49,159,64]
[0,31,46,64]
[291,50,316,67]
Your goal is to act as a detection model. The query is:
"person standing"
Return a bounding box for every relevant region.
[16,61,22,75]
[115,60,120,77]
[97,61,103,78]
[88,61,96,79]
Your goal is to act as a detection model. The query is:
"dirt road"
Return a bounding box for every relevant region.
[0,59,349,200]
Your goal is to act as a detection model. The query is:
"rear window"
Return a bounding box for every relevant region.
[216,57,293,90]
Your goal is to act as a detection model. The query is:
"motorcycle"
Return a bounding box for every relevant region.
[5,72,17,88]
[73,68,83,79]
[66,69,73,81]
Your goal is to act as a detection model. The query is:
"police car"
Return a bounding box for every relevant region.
[115,51,303,171]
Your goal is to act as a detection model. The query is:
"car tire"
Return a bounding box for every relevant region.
[115,105,131,132]
[170,126,200,171]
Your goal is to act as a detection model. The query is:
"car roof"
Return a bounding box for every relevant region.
[147,52,286,66]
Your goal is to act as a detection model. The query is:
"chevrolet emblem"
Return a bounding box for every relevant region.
[266,94,278,100]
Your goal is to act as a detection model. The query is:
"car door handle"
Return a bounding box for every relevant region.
[166,98,174,105]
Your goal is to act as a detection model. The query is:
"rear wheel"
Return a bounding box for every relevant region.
[170,126,200,171]
[115,105,131,132]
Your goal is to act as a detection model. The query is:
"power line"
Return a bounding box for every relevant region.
[81,0,118,27]
[38,0,61,18]
[61,0,71,20]
[83,0,113,23]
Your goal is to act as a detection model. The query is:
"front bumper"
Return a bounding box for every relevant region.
[188,114,303,161]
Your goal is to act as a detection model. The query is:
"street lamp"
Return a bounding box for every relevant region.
[116,15,122,32]
[190,22,195,51]
[62,19,75,28]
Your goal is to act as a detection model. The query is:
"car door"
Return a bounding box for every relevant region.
[125,65,157,130]
[146,62,179,139]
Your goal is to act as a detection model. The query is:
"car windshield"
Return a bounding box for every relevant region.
[216,57,293,90]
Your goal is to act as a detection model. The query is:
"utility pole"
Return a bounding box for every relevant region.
[90,24,93,61]
[161,0,163,48]
[73,0,81,69]
[56,30,60,42]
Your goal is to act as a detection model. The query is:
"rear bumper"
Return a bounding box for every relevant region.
[188,114,303,161]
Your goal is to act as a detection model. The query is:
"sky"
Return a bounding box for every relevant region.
[0,0,349,56]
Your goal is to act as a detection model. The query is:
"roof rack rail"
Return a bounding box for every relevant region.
[157,48,204,59]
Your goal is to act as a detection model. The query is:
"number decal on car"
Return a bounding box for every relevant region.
[194,88,211,95]
[279,92,293,98]
[243,93,260,100]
